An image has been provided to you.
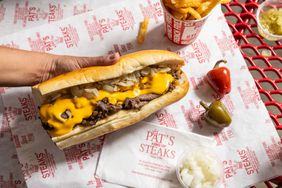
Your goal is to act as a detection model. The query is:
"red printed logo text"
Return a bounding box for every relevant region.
[139,129,176,159]
[35,149,57,179]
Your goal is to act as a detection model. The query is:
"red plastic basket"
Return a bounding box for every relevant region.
[222,0,282,187]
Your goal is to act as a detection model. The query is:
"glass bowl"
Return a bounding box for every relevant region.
[256,0,282,41]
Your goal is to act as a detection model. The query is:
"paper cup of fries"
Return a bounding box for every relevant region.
[161,0,227,45]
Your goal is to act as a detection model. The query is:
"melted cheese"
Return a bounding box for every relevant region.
[40,72,174,136]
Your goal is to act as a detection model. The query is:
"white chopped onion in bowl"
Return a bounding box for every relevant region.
[177,150,222,188]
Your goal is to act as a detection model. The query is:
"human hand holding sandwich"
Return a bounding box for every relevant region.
[0,46,120,87]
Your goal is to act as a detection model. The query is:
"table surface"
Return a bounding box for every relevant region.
[222,1,282,187]
[222,0,282,132]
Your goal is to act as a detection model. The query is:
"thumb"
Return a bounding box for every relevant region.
[77,53,120,68]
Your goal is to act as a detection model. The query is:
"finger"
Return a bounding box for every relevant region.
[77,53,120,68]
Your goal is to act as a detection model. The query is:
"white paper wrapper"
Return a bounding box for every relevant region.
[97,121,215,188]
[0,0,281,187]
[0,97,26,188]
[0,0,119,38]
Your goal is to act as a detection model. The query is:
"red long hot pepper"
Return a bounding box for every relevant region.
[206,60,231,98]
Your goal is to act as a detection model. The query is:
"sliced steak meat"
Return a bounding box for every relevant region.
[97,100,108,112]
[123,99,147,110]
[42,122,54,130]
[137,94,160,101]
[171,69,181,79]
[98,98,122,115]
[123,97,140,109]
[123,94,160,109]
[61,109,71,119]
[84,94,160,127]
[135,101,148,109]
[168,83,176,92]
[82,98,122,126]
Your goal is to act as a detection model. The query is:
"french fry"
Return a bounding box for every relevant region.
[201,0,221,16]
[174,1,201,8]
[163,0,223,21]
[164,3,176,10]
[170,0,177,5]
[165,3,190,13]
[196,1,211,15]
[167,0,202,7]
[220,0,231,4]
[177,7,193,14]
[137,18,149,44]
[186,7,202,19]
[171,10,187,20]
[182,13,188,20]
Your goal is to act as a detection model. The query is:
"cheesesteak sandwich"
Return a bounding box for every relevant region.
[32,50,189,149]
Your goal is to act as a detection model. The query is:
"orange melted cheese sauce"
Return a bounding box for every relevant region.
[40,72,175,136]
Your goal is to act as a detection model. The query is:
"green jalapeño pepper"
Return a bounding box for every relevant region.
[200,100,232,128]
